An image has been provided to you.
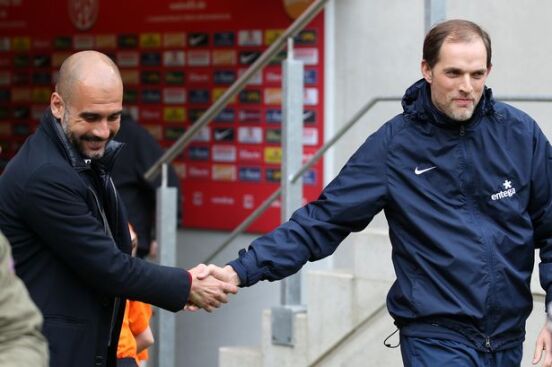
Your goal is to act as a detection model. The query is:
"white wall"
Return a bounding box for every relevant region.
[329,0,426,230]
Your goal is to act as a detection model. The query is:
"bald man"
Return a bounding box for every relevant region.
[0,51,237,367]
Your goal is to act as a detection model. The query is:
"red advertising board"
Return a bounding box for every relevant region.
[0,0,324,232]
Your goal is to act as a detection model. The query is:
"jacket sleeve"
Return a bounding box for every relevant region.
[229,123,392,286]
[530,123,552,309]
[0,232,48,367]
[21,164,189,312]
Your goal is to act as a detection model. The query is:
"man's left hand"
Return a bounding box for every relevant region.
[533,322,552,366]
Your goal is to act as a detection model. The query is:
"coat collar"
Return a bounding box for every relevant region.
[40,108,124,173]
[401,79,495,129]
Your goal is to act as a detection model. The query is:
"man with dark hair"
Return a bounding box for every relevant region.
[0,50,237,367]
[199,19,552,366]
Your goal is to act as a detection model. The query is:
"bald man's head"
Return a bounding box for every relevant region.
[50,51,123,160]
[56,50,123,105]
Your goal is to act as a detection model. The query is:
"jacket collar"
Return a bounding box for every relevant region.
[40,108,124,173]
[402,79,495,129]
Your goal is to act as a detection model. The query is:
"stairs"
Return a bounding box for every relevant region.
[219,229,402,367]
[219,228,547,367]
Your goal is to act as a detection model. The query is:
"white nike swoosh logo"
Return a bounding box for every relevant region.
[190,34,207,46]
[214,129,233,140]
[414,166,437,175]
[240,53,258,64]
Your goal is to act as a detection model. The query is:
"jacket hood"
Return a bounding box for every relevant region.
[40,108,124,173]
[401,78,495,128]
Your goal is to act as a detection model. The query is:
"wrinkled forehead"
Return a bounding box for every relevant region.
[437,37,488,67]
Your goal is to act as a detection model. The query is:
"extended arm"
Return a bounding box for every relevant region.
[227,125,392,287]
[22,164,236,312]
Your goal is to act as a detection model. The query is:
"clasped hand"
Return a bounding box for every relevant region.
[186,264,240,312]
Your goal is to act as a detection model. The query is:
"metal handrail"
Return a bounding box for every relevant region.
[497,96,552,102]
[144,0,330,182]
[204,95,552,263]
[204,96,402,263]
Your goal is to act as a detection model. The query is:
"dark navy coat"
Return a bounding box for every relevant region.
[229,79,552,351]
[0,109,190,367]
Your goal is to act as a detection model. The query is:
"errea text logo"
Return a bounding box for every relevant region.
[491,179,516,201]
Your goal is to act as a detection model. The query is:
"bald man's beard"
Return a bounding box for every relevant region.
[61,112,114,160]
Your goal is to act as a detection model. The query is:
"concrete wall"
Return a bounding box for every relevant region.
[169,1,552,365]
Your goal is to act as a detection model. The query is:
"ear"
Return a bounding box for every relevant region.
[486,63,493,77]
[50,92,64,119]
[421,60,433,83]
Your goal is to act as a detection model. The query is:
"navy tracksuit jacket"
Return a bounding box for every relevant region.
[228,79,552,352]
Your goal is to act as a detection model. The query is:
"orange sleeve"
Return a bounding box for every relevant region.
[143,302,152,320]
[128,301,150,336]
[137,348,149,361]
[134,302,153,362]
[117,300,138,359]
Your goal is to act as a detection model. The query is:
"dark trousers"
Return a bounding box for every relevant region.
[400,334,523,367]
[117,357,139,367]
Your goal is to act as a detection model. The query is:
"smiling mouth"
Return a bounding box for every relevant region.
[83,140,106,151]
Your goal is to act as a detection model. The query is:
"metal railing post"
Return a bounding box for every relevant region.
[156,164,178,367]
[271,38,306,347]
[281,38,304,306]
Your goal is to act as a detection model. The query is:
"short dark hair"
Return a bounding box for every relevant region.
[423,19,492,69]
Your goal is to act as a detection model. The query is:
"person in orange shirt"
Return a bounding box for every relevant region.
[117,224,154,367]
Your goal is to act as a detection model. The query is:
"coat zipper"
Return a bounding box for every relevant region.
[89,188,120,348]
[459,123,495,350]
[108,177,119,234]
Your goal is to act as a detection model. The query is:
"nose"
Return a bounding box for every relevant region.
[93,119,111,140]
[458,74,474,95]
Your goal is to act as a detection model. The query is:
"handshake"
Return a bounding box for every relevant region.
[185,264,240,312]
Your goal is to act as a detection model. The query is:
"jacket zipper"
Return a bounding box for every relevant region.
[459,123,496,350]
[108,177,119,234]
[89,188,120,348]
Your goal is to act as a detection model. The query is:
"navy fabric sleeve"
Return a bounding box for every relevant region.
[21,164,189,312]
[529,123,552,309]
[229,123,392,286]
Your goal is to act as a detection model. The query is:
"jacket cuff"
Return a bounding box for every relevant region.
[226,259,248,287]
[546,286,552,312]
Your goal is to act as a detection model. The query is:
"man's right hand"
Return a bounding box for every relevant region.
[197,264,240,286]
[186,264,238,312]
